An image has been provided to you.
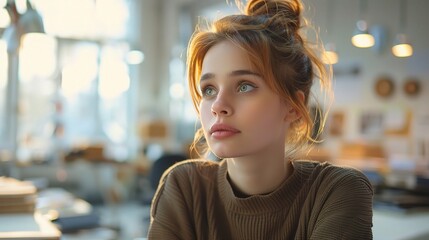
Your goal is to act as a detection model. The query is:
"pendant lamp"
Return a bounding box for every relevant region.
[323,0,339,64]
[323,43,339,65]
[351,0,375,48]
[392,0,413,57]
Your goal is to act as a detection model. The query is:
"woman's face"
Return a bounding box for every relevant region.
[199,40,294,159]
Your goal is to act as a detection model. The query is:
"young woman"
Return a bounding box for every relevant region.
[148,0,373,239]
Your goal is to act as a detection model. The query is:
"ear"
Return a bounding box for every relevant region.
[284,91,305,124]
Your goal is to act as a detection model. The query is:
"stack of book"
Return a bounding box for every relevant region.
[0,177,37,214]
[0,177,62,239]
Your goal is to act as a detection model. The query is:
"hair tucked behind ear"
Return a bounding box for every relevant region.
[188,0,332,159]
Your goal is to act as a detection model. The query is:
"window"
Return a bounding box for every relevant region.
[0,0,136,163]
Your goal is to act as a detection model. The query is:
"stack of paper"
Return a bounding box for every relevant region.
[0,177,37,214]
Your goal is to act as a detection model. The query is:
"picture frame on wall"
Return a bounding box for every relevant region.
[329,111,345,137]
[360,111,384,137]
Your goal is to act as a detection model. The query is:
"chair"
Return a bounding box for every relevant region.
[148,153,188,191]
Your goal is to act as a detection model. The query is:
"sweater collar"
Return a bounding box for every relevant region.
[217,159,313,214]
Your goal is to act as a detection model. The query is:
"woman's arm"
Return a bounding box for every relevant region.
[148,165,196,239]
[310,168,373,240]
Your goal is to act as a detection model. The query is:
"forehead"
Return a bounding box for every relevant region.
[201,40,255,75]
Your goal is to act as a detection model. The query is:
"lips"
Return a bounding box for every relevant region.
[209,123,240,139]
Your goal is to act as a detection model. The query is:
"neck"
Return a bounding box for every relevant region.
[226,152,292,196]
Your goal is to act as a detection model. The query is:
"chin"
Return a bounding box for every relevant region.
[211,151,227,159]
[211,149,244,159]
[210,149,229,159]
[209,142,248,159]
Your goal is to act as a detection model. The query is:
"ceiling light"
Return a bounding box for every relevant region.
[392,34,413,57]
[323,0,339,65]
[392,0,413,58]
[351,20,375,48]
[322,43,339,65]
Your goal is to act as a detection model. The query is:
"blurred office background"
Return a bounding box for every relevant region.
[0,0,428,239]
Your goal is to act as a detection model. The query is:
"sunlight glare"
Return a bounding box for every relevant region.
[0,8,10,28]
[61,48,99,97]
[19,33,57,81]
[0,40,7,89]
[99,59,130,100]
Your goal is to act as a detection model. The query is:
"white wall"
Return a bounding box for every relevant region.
[134,0,429,156]
[307,0,429,157]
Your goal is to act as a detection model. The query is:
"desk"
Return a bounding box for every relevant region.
[0,212,61,239]
[373,209,429,240]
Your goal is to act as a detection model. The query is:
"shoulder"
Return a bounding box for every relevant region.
[296,161,374,239]
[155,159,221,196]
[294,160,370,180]
[294,160,373,193]
[151,159,220,215]
[161,159,220,182]
[149,159,219,238]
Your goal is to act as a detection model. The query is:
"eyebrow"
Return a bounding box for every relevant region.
[199,70,261,82]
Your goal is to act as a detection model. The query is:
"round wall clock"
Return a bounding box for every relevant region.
[375,76,394,98]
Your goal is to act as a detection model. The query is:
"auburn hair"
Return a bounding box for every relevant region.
[187,0,332,158]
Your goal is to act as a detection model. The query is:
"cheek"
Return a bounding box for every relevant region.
[199,101,212,129]
[241,100,286,131]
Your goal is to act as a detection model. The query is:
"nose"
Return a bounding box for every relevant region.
[211,91,232,116]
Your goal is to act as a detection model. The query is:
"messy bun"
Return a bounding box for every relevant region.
[245,0,302,34]
[188,0,332,158]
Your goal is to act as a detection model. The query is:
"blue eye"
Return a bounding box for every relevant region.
[238,83,255,93]
[202,86,217,97]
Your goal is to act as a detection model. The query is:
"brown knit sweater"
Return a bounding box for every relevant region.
[148,159,373,240]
